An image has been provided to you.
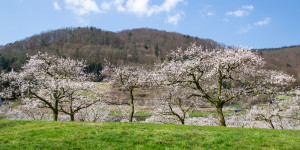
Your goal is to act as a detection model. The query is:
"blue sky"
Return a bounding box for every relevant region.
[0,0,299,49]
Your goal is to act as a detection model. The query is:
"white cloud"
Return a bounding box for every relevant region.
[64,0,101,15]
[101,0,125,12]
[125,0,149,15]
[238,24,252,34]
[63,0,184,24]
[226,5,254,17]
[101,2,111,10]
[236,17,271,34]
[159,0,184,12]
[242,5,254,11]
[53,1,61,10]
[115,0,126,11]
[99,0,184,24]
[167,12,184,25]
[254,17,271,26]
[207,12,214,16]
[226,10,249,17]
[125,0,183,16]
[100,0,183,16]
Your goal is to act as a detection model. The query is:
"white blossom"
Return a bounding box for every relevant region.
[155,44,295,126]
[0,52,97,121]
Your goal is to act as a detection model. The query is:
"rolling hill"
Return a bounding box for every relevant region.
[255,45,300,82]
[0,27,220,71]
[0,27,299,84]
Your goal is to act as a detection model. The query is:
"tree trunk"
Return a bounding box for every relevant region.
[268,119,275,129]
[180,113,185,125]
[53,98,59,121]
[70,102,74,121]
[70,114,75,121]
[216,104,226,126]
[53,110,58,121]
[180,118,185,125]
[129,88,135,122]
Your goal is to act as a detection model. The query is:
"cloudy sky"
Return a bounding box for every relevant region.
[0,0,299,48]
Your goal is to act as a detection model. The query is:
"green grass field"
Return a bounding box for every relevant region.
[0,120,299,150]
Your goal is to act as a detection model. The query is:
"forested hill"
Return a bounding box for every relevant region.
[1,27,299,82]
[0,27,220,71]
[254,45,300,82]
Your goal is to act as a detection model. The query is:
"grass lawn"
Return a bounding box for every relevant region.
[0,120,299,150]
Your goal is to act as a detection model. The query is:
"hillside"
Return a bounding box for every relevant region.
[0,27,220,71]
[255,45,300,82]
[1,27,299,84]
[1,120,300,149]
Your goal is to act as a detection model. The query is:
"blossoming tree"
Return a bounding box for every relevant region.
[248,88,300,129]
[0,70,21,99]
[0,53,96,121]
[103,65,150,122]
[58,81,101,121]
[156,44,295,126]
[157,86,197,124]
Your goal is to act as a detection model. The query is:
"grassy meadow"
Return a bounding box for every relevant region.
[0,120,300,150]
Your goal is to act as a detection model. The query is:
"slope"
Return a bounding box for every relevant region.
[256,45,300,82]
[1,120,300,149]
[0,27,220,71]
